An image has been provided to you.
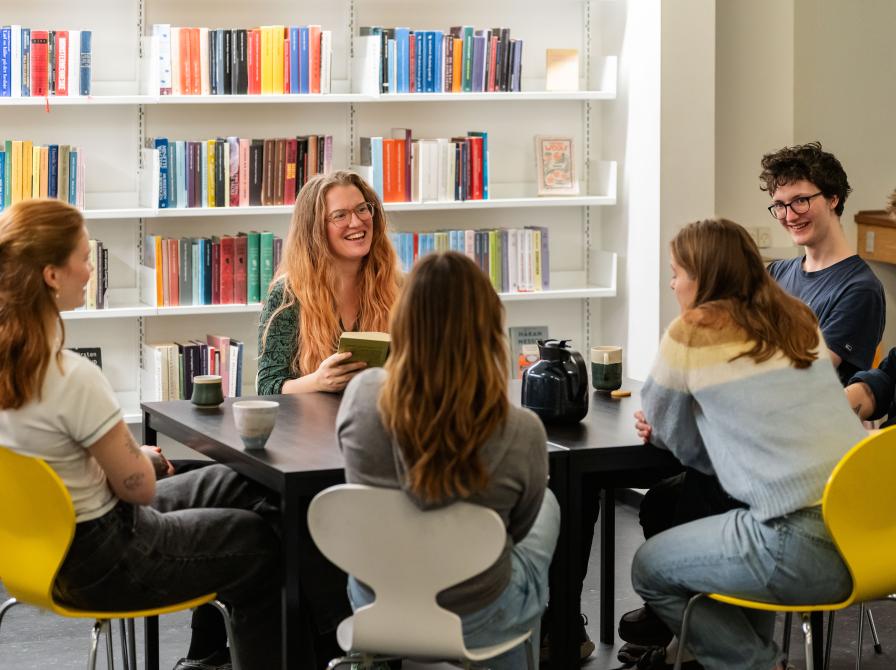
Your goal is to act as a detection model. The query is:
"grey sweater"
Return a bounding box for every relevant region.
[335,367,549,614]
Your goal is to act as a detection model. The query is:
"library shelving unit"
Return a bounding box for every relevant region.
[3,0,620,424]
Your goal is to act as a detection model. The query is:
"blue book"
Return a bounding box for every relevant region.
[432,31,444,93]
[155,138,169,208]
[0,151,5,211]
[3,140,9,207]
[424,31,435,93]
[472,34,486,92]
[289,27,300,93]
[167,141,177,208]
[68,150,78,205]
[370,136,384,200]
[394,27,410,93]
[468,131,488,199]
[299,27,310,93]
[175,140,187,208]
[20,28,29,97]
[414,32,424,92]
[0,27,11,96]
[79,31,91,96]
[202,238,212,302]
[47,145,58,198]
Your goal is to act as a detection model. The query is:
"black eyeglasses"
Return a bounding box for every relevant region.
[327,202,375,227]
[767,192,824,220]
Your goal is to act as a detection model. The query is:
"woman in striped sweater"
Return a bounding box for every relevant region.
[630,219,865,670]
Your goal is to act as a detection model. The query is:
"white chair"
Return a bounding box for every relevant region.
[307,484,535,670]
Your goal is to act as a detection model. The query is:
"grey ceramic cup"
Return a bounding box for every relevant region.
[591,346,623,392]
[232,400,279,450]
[191,375,225,406]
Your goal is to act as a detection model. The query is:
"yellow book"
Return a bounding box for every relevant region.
[271,25,285,94]
[337,331,390,368]
[207,140,216,207]
[10,140,23,204]
[452,38,463,92]
[21,141,32,201]
[31,145,41,199]
[261,26,273,94]
[39,146,49,197]
[532,229,543,290]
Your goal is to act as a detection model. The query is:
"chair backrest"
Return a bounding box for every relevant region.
[823,426,896,604]
[307,483,506,659]
[0,447,76,609]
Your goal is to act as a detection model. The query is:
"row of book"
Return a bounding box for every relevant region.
[85,239,108,309]
[0,141,85,211]
[141,232,283,308]
[145,24,332,96]
[388,227,550,294]
[353,130,488,203]
[0,26,91,96]
[353,26,523,95]
[141,135,333,210]
[142,335,245,402]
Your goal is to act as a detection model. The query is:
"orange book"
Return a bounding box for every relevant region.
[452,38,463,92]
[179,29,191,95]
[39,146,49,197]
[382,139,406,202]
[167,238,180,305]
[309,25,322,93]
[190,28,201,94]
[306,134,318,179]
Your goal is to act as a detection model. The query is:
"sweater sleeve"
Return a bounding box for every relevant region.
[850,346,896,422]
[505,409,548,544]
[641,324,714,475]
[256,280,300,395]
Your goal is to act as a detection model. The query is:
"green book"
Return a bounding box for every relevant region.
[488,229,499,291]
[337,331,390,368]
[259,231,275,298]
[246,231,260,303]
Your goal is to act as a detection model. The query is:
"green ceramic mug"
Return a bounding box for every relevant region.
[191,375,225,406]
[591,346,623,392]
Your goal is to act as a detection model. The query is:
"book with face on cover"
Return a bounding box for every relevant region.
[337,331,390,368]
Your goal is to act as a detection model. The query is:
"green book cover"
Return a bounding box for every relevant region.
[462,26,474,91]
[337,331,390,367]
[259,231,275,298]
[246,231,260,303]
[488,229,499,290]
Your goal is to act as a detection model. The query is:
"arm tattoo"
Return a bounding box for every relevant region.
[123,472,145,490]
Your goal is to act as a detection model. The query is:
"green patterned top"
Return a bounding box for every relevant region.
[257,280,301,395]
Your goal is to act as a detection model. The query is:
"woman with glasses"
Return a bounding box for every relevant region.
[258,170,401,395]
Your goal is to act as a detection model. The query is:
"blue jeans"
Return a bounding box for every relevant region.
[349,490,560,669]
[632,506,852,670]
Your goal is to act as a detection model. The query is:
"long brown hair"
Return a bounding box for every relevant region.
[378,252,509,503]
[0,200,85,409]
[671,218,819,368]
[260,170,400,375]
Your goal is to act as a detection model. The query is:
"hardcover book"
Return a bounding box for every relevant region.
[337,331,390,368]
[508,325,548,379]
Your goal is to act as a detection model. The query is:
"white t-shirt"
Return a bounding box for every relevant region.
[0,350,121,522]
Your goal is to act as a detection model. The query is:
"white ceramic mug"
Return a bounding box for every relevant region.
[232,400,279,450]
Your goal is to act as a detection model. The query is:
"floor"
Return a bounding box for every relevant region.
[1,502,894,669]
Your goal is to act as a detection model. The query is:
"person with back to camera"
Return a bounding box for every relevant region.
[336,251,561,670]
[0,199,282,670]
[257,169,401,395]
[628,218,865,670]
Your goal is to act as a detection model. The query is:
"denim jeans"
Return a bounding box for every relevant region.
[632,506,852,670]
[349,490,560,669]
[53,464,282,669]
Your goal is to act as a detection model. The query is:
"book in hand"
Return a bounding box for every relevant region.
[337,331,390,368]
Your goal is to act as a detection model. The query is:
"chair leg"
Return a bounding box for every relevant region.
[126,619,137,670]
[857,603,866,670]
[865,606,882,654]
[118,620,129,670]
[104,620,115,670]
[0,597,20,634]
[801,613,814,670]
[208,600,237,670]
[88,620,103,670]
[824,611,835,670]
[524,636,535,670]
[674,593,705,670]
[781,611,792,667]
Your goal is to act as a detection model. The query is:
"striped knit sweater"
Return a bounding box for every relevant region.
[642,305,867,521]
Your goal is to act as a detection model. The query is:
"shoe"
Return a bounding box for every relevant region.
[172,648,232,670]
[635,646,703,669]
[618,604,674,646]
[618,642,653,665]
[538,613,595,665]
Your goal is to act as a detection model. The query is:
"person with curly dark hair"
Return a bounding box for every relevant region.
[761,141,884,386]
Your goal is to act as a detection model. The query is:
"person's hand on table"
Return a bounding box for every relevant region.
[312,352,367,393]
[634,409,652,444]
[141,446,175,479]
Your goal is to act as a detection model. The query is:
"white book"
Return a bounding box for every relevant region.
[170,26,181,95]
[139,148,160,209]
[423,140,439,202]
[228,343,239,395]
[351,164,374,190]
[140,36,161,96]
[387,39,397,94]
[199,28,210,96]
[352,34,381,95]
[320,30,332,94]
[86,240,98,309]
[522,229,533,291]
[151,24,172,94]
[410,141,421,202]
[10,25,21,97]
[68,30,81,97]
[141,344,167,402]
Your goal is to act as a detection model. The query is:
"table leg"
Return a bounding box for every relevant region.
[811,611,825,667]
[281,482,315,670]
[144,616,159,670]
[547,453,574,668]
[599,487,616,644]
[143,411,157,447]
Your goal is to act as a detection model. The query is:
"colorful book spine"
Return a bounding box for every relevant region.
[79,31,91,95]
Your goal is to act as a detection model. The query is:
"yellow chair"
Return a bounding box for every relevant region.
[0,446,234,670]
[674,426,896,670]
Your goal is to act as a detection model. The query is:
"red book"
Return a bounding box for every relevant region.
[382,139,403,203]
[413,232,419,262]
[409,33,416,93]
[54,30,69,96]
[30,31,49,96]
[247,29,261,95]
[487,36,498,92]
[238,138,250,206]
[233,234,248,303]
[283,35,290,94]
[211,239,221,304]
[309,25,321,94]
[166,238,180,305]
[220,235,235,304]
[284,138,298,205]
[190,28,201,95]
[179,29,191,95]
[469,136,483,200]
[206,335,231,397]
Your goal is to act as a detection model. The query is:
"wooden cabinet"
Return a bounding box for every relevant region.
[856,210,896,265]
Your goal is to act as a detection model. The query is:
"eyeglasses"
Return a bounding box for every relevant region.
[327,202,375,227]
[767,192,824,220]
